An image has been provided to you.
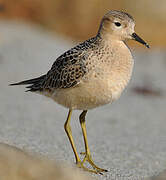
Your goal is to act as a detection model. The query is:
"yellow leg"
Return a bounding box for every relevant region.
[64,110,107,174]
[64,109,80,163]
[79,110,108,173]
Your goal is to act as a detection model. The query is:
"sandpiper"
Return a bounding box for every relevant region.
[10,10,149,174]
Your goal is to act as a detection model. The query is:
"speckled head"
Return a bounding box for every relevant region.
[98,10,149,48]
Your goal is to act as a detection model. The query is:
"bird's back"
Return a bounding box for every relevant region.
[31,36,102,92]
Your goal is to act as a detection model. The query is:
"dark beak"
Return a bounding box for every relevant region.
[132,33,150,48]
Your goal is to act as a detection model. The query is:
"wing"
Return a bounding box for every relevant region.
[24,36,98,92]
[41,48,88,90]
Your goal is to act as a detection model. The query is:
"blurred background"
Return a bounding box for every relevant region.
[0,0,166,47]
[0,1,166,180]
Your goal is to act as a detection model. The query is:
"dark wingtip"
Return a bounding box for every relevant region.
[9,83,20,86]
[9,81,27,86]
[25,89,31,92]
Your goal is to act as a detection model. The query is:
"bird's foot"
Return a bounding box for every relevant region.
[78,152,108,174]
[76,161,100,174]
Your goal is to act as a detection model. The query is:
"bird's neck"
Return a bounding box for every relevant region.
[95,32,126,51]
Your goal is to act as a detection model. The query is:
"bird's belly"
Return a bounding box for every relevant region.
[49,76,128,110]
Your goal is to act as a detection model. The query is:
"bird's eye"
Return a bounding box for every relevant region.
[114,22,121,27]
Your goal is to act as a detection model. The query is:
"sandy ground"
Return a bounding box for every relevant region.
[0,21,166,180]
[0,143,94,180]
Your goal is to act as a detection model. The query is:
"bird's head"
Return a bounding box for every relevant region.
[98,10,149,48]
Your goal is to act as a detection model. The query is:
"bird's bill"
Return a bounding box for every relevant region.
[132,33,150,48]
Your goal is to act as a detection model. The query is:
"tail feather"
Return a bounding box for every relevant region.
[10,75,45,86]
[10,75,46,92]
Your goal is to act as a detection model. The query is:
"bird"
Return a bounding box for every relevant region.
[10,10,149,174]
